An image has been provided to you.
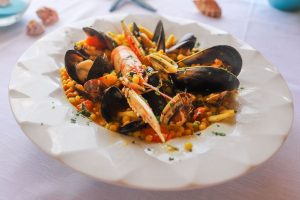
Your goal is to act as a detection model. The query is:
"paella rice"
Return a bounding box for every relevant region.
[60,20,241,143]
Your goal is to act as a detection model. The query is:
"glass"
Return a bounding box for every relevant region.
[0,0,30,27]
[268,0,300,11]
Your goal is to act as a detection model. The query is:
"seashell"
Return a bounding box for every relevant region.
[36,6,59,26]
[0,0,10,7]
[193,0,222,18]
[26,20,45,37]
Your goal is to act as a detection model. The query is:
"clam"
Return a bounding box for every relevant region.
[160,93,194,126]
[147,53,178,73]
[178,45,242,76]
[171,66,240,94]
[64,50,112,84]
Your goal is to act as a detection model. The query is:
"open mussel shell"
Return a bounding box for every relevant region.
[119,120,146,135]
[166,33,197,53]
[178,45,242,76]
[132,22,140,37]
[87,54,113,80]
[144,66,162,88]
[64,50,86,84]
[171,66,240,94]
[152,20,165,51]
[142,91,167,116]
[83,27,117,50]
[101,86,129,122]
[65,50,112,85]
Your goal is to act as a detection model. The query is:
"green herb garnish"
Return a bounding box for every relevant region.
[169,157,174,161]
[79,104,91,118]
[212,131,226,136]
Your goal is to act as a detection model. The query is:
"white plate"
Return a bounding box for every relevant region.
[9,14,293,190]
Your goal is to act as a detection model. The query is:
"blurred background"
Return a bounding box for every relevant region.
[1,0,300,199]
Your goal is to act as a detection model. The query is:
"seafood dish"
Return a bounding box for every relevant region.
[60,20,242,143]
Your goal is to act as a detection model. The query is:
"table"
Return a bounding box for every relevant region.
[1,0,299,199]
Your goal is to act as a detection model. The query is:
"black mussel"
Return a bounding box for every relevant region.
[142,91,167,116]
[83,27,117,50]
[152,20,165,51]
[119,120,146,135]
[65,50,86,84]
[147,72,161,88]
[101,86,129,122]
[178,45,242,76]
[65,50,113,85]
[132,22,140,38]
[166,33,197,53]
[160,78,176,97]
[87,54,113,80]
[171,66,240,94]
[145,67,161,88]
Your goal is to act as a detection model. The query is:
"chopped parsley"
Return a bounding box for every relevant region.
[169,157,174,161]
[147,148,152,152]
[79,104,91,117]
[155,115,160,122]
[196,133,201,136]
[70,118,77,123]
[212,131,226,136]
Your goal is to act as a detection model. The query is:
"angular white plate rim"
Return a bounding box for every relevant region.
[8,14,293,190]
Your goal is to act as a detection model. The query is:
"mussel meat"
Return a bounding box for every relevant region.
[171,66,240,94]
[178,45,242,76]
[166,33,197,53]
[65,50,112,84]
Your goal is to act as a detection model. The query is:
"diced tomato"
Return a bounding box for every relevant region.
[193,106,206,121]
[143,126,169,143]
[86,36,105,50]
[76,100,93,112]
[166,131,175,141]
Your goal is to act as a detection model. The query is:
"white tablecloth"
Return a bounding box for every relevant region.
[1,0,300,199]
